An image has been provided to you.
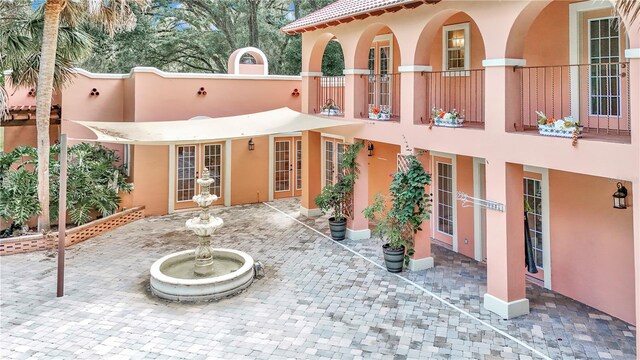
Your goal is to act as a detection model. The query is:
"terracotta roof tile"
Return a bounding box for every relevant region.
[282,0,438,34]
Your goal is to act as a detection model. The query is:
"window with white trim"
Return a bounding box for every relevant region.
[437,162,454,235]
[443,23,470,71]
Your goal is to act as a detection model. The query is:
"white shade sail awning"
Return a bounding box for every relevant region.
[69,108,359,145]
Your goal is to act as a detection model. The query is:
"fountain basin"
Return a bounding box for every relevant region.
[150,248,255,301]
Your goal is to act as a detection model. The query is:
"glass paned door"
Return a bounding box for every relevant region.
[275,140,291,192]
[336,143,345,181]
[524,178,543,269]
[203,144,222,197]
[177,145,197,202]
[325,140,334,186]
[379,46,391,111]
[175,143,224,210]
[296,140,302,190]
[273,136,301,199]
[368,45,392,113]
[324,139,345,185]
[437,162,454,236]
[588,17,621,117]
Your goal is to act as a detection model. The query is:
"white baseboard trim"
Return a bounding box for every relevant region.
[483,293,529,319]
[408,257,434,271]
[346,228,370,240]
[300,207,322,217]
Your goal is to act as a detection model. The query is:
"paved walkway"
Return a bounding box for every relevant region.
[0,199,635,359]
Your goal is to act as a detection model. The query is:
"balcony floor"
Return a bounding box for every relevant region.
[515,127,631,144]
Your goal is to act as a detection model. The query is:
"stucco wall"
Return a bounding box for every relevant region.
[231,136,270,205]
[549,170,635,324]
[130,145,169,216]
[367,141,401,206]
[456,155,475,258]
[131,73,301,122]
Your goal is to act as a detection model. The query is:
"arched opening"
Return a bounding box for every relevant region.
[511,0,631,141]
[414,11,486,127]
[240,53,257,64]
[227,47,268,75]
[353,24,402,120]
[307,33,346,115]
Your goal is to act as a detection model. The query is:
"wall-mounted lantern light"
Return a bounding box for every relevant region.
[613,182,628,209]
[248,138,255,151]
[367,142,374,157]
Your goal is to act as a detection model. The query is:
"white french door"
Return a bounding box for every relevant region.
[273,136,302,199]
[367,34,393,114]
[175,143,224,210]
[323,138,344,186]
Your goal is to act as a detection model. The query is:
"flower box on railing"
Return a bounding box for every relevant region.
[434,116,464,128]
[535,111,582,139]
[369,106,391,120]
[431,108,463,128]
[369,112,391,120]
[537,124,583,138]
[320,99,342,116]
[321,109,342,116]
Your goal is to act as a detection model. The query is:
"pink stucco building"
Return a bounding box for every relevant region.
[2,0,639,351]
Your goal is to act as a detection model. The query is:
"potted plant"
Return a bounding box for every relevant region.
[536,111,582,138]
[431,107,464,128]
[363,154,431,272]
[314,142,364,240]
[320,98,341,116]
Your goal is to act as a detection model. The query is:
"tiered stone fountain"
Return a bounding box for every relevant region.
[150,168,255,301]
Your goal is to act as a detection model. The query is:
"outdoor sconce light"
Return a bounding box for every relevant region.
[367,142,374,157]
[27,88,36,97]
[248,138,255,151]
[90,88,99,96]
[613,182,628,209]
[291,88,300,97]
[197,87,207,96]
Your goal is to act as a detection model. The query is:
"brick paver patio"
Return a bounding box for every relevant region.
[0,199,635,359]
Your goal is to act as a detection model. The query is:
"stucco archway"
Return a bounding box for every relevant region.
[228,47,269,75]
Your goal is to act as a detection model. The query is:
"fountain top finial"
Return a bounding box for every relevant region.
[197,167,215,191]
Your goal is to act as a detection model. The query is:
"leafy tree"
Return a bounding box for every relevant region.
[76,0,344,75]
[0,143,133,233]
[0,146,40,232]
[49,143,133,225]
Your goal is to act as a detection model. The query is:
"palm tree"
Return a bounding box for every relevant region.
[32,0,146,231]
[616,0,640,24]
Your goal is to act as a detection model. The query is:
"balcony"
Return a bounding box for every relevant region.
[314,76,345,117]
[361,73,401,122]
[420,69,485,129]
[516,62,631,143]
